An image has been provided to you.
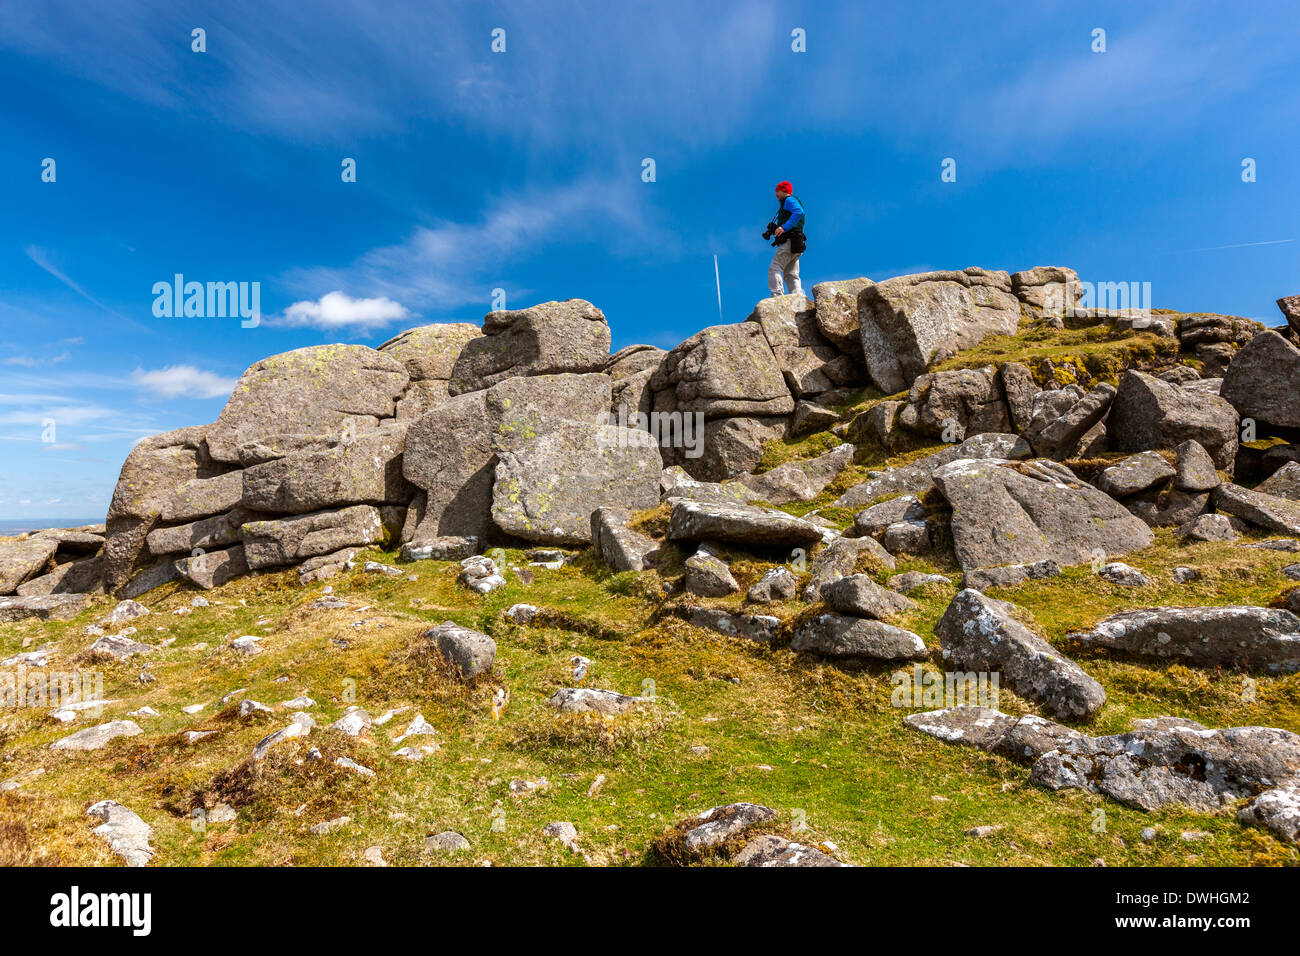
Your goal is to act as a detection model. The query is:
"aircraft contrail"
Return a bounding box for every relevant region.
[1177,238,1294,253]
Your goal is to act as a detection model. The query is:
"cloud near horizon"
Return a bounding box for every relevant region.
[129,365,238,400]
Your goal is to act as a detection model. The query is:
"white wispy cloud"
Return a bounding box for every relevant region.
[3,351,70,367]
[130,365,237,400]
[282,178,648,313]
[277,291,411,330]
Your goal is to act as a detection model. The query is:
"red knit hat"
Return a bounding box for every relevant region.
[775,181,794,194]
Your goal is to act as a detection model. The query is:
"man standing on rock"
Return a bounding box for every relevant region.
[765,181,806,297]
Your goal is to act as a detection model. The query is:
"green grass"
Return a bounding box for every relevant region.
[3,521,1298,867]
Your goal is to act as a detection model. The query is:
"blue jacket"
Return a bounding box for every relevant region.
[776,195,805,232]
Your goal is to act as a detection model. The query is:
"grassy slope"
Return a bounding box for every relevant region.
[2,320,1298,867]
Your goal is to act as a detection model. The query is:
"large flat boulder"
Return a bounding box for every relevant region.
[1220,330,1300,429]
[0,536,57,595]
[856,268,1020,394]
[15,556,104,597]
[0,593,89,622]
[649,322,794,417]
[403,373,611,542]
[904,706,1083,764]
[933,458,1154,570]
[206,345,408,464]
[144,508,248,556]
[448,300,610,395]
[1257,463,1300,501]
[1108,371,1239,469]
[241,505,388,570]
[937,589,1105,719]
[1214,483,1300,536]
[666,499,825,548]
[1071,605,1300,673]
[791,613,927,660]
[492,420,661,545]
[1030,722,1300,812]
[159,471,244,523]
[241,425,411,515]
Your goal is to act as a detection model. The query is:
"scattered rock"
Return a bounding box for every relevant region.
[1237,784,1300,844]
[1099,562,1151,587]
[1178,513,1238,543]
[853,495,925,538]
[936,590,1106,720]
[52,720,143,751]
[904,707,1082,764]
[736,443,855,504]
[822,574,916,620]
[0,593,90,622]
[86,800,154,866]
[425,830,471,854]
[458,555,506,594]
[667,499,825,548]
[1097,451,1176,498]
[732,833,849,867]
[791,614,927,661]
[679,802,777,856]
[683,550,739,597]
[309,816,351,835]
[933,458,1154,571]
[1257,463,1300,502]
[1031,722,1300,811]
[399,536,478,562]
[252,713,316,759]
[423,621,496,679]
[887,571,952,594]
[547,687,647,716]
[1108,371,1239,469]
[330,707,373,737]
[590,507,660,572]
[679,606,781,644]
[542,821,581,852]
[1174,440,1220,492]
[746,566,797,604]
[803,535,896,600]
[1071,605,1300,673]
[961,560,1061,592]
[1215,483,1300,536]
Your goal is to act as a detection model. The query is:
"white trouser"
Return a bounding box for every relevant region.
[768,243,802,296]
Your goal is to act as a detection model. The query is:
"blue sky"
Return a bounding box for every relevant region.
[2,0,1298,521]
